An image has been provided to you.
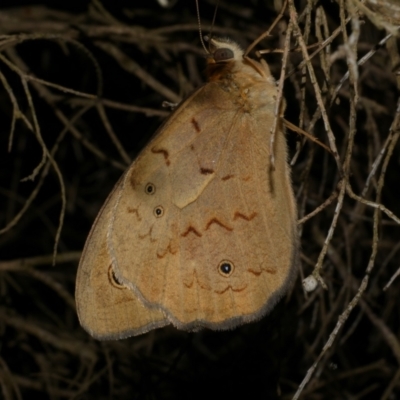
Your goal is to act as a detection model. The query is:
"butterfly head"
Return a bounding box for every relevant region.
[205,37,246,81]
[206,37,244,63]
[204,36,271,85]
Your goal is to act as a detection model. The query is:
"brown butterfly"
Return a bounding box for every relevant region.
[75,37,299,340]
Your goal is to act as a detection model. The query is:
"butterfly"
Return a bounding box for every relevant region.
[75,37,298,340]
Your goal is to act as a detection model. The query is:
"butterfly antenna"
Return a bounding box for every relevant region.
[196,0,208,54]
[208,0,219,42]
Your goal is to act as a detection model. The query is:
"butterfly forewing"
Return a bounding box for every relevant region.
[108,49,298,330]
[76,181,169,339]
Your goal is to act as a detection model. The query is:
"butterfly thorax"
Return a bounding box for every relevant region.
[205,37,278,113]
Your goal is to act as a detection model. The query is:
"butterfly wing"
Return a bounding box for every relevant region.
[109,74,298,330]
[76,180,169,339]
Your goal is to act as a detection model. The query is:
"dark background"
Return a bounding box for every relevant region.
[1,1,400,399]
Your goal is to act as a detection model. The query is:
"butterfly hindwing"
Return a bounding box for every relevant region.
[109,72,297,329]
